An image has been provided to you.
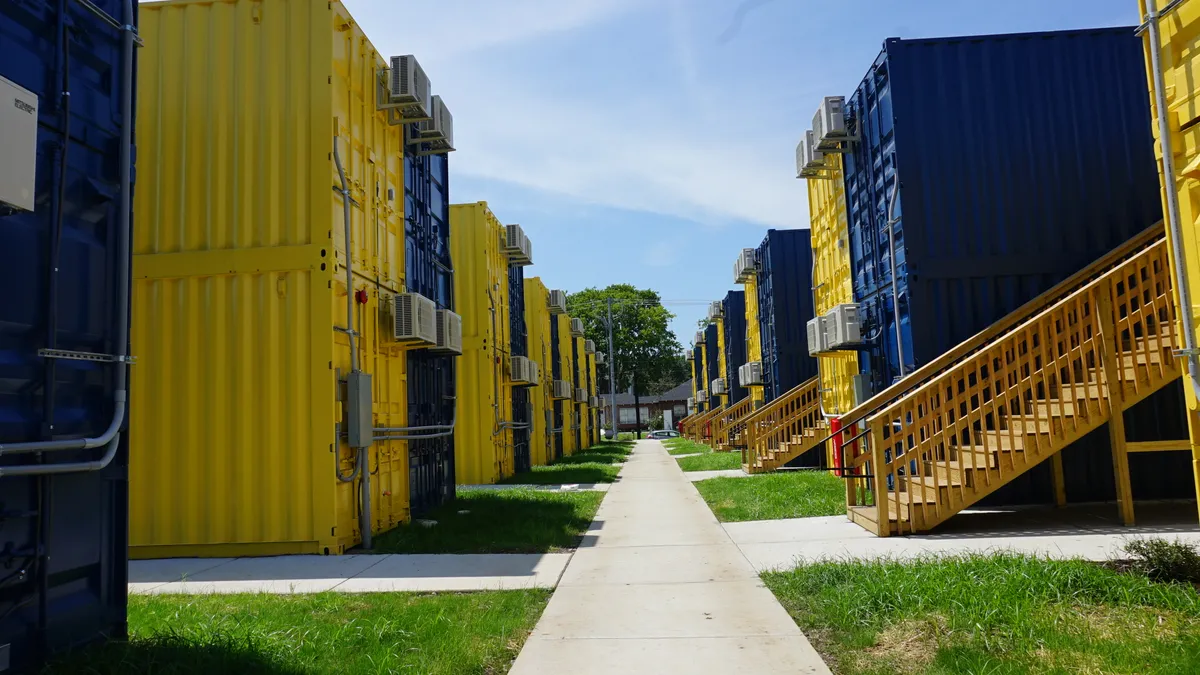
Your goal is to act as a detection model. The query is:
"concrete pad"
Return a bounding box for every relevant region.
[132,554,385,595]
[530,580,805,640]
[671,452,705,458]
[459,483,611,492]
[687,469,750,482]
[334,553,571,592]
[559,544,754,587]
[129,557,237,588]
[723,516,870,546]
[512,636,830,675]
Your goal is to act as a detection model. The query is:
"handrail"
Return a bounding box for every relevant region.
[686,404,726,442]
[741,376,824,469]
[712,397,755,449]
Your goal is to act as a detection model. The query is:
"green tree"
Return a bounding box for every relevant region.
[567,285,686,436]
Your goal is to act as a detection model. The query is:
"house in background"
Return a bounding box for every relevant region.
[602,380,692,432]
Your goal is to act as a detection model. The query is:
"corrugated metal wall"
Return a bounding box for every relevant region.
[705,324,720,405]
[723,291,748,403]
[1,0,132,666]
[509,266,531,472]
[551,315,565,458]
[572,336,583,450]
[741,275,765,406]
[843,27,1163,396]
[757,229,818,402]
[558,315,578,455]
[523,278,555,466]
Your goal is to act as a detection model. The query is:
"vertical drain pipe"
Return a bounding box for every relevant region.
[1145,0,1200,520]
[333,136,370,550]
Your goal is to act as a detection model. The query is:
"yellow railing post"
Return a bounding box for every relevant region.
[869,419,890,537]
[1097,284,1135,526]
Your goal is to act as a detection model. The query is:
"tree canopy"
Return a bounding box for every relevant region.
[566,284,687,397]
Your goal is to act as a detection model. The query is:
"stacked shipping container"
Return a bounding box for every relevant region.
[757,230,819,403]
[722,291,749,404]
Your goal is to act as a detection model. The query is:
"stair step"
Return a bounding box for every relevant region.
[1031,399,1079,417]
[998,418,1060,435]
[907,475,963,490]
[972,431,1028,450]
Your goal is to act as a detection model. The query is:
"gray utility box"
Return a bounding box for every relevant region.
[1,75,38,212]
[346,371,374,448]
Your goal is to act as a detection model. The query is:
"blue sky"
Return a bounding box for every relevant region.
[346,0,1139,342]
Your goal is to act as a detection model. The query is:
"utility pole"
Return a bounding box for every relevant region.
[606,296,618,440]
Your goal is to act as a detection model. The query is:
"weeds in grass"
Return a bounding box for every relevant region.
[1123,538,1200,585]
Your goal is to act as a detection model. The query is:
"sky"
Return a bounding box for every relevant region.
[345,0,1140,343]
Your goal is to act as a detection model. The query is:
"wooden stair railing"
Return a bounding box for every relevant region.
[741,377,830,473]
[711,397,755,451]
[843,230,1182,535]
[686,404,726,443]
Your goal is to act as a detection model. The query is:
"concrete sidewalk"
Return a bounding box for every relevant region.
[510,440,830,675]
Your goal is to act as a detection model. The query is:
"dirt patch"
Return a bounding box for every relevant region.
[854,616,947,674]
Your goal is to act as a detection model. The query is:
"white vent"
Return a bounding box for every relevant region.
[807,316,829,356]
[733,248,757,283]
[812,96,849,150]
[387,55,431,119]
[553,380,573,399]
[711,378,727,395]
[707,301,724,322]
[739,361,764,387]
[826,303,863,350]
[584,339,596,354]
[433,309,463,355]
[393,293,438,345]
[570,318,585,337]
[574,387,588,403]
[549,290,568,315]
[503,224,534,266]
[511,356,538,386]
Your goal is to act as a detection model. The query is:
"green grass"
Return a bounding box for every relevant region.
[763,553,1200,675]
[499,440,634,485]
[676,452,743,472]
[44,591,550,675]
[693,470,846,522]
[371,488,604,554]
[663,438,712,456]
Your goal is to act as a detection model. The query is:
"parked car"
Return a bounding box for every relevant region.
[649,430,681,439]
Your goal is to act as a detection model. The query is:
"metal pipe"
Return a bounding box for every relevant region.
[0,0,134,471]
[0,435,120,477]
[1147,0,1200,406]
[886,177,906,378]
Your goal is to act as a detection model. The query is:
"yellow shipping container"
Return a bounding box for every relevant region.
[1140,0,1200,508]
[808,154,860,417]
[131,0,415,557]
[558,315,579,455]
[715,319,728,409]
[590,353,600,444]
[577,337,591,448]
[524,278,555,466]
[450,203,516,485]
[742,275,765,406]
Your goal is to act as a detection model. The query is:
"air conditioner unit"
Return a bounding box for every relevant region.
[552,380,573,400]
[570,318,585,337]
[584,339,596,354]
[827,303,864,349]
[812,96,849,150]
[386,55,431,120]
[685,351,694,361]
[697,389,708,403]
[804,129,829,177]
[432,309,463,355]
[733,248,757,283]
[707,301,724,322]
[589,396,600,409]
[807,316,829,356]
[574,387,588,403]
[597,352,607,365]
[711,378,728,395]
[503,224,534,266]
[694,330,705,346]
[739,361,764,387]
[413,94,454,154]
[548,290,568,315]
[511,356,538,386]
[393,292,438,345]
[687,396,695,410]
[795,134,812,179]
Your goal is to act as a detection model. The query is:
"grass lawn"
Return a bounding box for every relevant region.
[45,590,550,675]
[677,452,743,472]
[763,554,1200,674]
[663,438,712,456]
[499,440,634,485]
[693,470,846,522]
[371,488,604,554]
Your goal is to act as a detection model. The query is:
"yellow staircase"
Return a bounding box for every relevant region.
[684,404,726,443]
[837,225,1186,535]
[741,376,830,473]
[712,397,755,451]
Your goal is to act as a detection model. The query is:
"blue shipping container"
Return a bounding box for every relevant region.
[704,323,720,401]
[0,0,135,669]
[551,318,565,458]
[757,230,818,402]
[691,344,705,412]
[842,27,1163,396]
[508,266,530,473]
[405,144,456,515]
[722,291,748,404]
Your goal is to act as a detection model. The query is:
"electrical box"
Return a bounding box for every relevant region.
[807,316,828,356]
[826,303,863,350]
[812,96,849,150]
[346,371,374,448]
[548,290,568,314]
[1,75,38,212]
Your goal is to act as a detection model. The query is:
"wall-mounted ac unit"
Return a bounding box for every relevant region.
[795,134,812,179]
[739,361,764,387]
[552,380,573,399]
[511,356,539,386]
[386,55,431,121]
[813,96,850,150]
[597,352,606,365]
[393,292,438,346]
[574,387,588,403]
[826,303,864,350]
[432,309,463,355]
[711,378,728,395]
[687,396,695,410]
[697,389,708,403]
[503,224,534,266]
[685,350,694,361]
[412,94,454,154]
[584,339,596,354]
[707,301,724,322]
[807,316,829,356]
[589,396,600,409]
[570,318,585,337]
[733,248,757,283]
[549,290,568,315]
[694,330,705,346]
